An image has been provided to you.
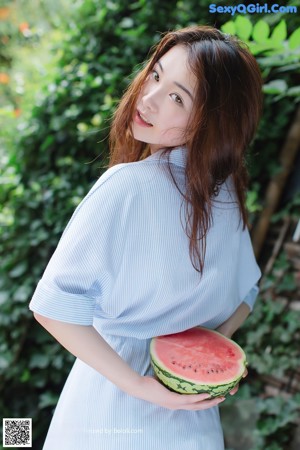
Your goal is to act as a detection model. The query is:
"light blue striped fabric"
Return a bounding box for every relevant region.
[29,146,261,449]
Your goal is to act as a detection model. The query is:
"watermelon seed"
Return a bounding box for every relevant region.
[194,369,197,373]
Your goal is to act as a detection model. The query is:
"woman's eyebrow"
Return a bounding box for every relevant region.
[157,60,164,72]
[157,60,194,101]
[174,81,194,101]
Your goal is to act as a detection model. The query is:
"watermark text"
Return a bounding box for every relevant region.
[209,3,298,16]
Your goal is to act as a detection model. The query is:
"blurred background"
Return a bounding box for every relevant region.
[0,1,300,449]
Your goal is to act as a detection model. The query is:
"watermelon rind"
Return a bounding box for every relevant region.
[150,327,247,397]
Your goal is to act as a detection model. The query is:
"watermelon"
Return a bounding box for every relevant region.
[150,326,247,397]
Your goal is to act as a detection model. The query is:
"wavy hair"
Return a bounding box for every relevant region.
[109,26,263,273]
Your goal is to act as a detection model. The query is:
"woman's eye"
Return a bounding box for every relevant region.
[151,70,159,82]
[170,93,183,105]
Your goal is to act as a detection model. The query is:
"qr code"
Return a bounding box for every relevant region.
[3,418,32,448]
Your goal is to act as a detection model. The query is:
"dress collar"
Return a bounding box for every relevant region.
[146,146,187,168]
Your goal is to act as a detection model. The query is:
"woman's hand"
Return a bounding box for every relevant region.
[132,376,225,410]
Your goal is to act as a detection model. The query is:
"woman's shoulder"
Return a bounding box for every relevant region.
[92,155,170,196]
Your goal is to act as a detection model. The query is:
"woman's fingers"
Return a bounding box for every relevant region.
[229,384,239,395]
[184,395,226,410]
[167,390,226,410]
[140,376,228,410]
[156,366,250,407]
[228,368,248,396]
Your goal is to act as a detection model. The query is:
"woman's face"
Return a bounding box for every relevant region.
[132,45,197,153]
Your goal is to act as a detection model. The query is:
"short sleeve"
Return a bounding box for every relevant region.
[29,165,136,325]
[242,284,259,311]
[237,226,261,312]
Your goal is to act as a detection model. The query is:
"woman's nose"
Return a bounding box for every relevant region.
[141,86,159,113]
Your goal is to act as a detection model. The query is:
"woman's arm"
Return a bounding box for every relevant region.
[215,302,251,338]
[34,313,225,410]
[34,313,141,394]
[215,302,250,393]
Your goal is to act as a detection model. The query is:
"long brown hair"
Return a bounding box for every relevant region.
[109,26,263,273]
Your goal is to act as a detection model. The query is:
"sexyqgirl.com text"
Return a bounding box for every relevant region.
[209,3,297,16]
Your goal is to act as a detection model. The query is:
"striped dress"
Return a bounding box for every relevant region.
[29,146,261,449]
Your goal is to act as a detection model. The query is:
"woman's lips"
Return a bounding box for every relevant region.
[134,110,153,127]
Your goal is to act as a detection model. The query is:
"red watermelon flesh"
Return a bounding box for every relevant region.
[150,327,247,396]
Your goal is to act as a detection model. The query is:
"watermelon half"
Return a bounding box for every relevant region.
[150,326,247,397]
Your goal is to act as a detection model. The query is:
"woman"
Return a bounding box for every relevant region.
[29,25,263,449]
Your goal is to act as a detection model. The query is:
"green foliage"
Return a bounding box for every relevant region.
[239,255,299,377]
[220,17,300,448]
[255,395,300,450]
[1,2,300,448]
[221,386,300,450]
[221,17,300,97]
[234,249,300,449]
[222,16,300,218]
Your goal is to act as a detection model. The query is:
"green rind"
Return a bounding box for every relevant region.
[151,358,245,397]
[150,327,247,397]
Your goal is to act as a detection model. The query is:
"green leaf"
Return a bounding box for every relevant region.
[0,354,11,370]
[262,80,288,95]
[39,391,59,409]
[13,285,32,302]
[20,368,30,382]
[119,17,134,29]
[77,122,89,133]
[29,353,49,369]
[275,62,300,73]
[0,291,9,305]
[270,20,287,43]
[221,21,236,36]
[9,262,28,278]
[256,53,299,68]
[235,16,252,41]
[287,86,300,97]
[247,41,277,56]
[252,20,270,43]
[289,27,300,49]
